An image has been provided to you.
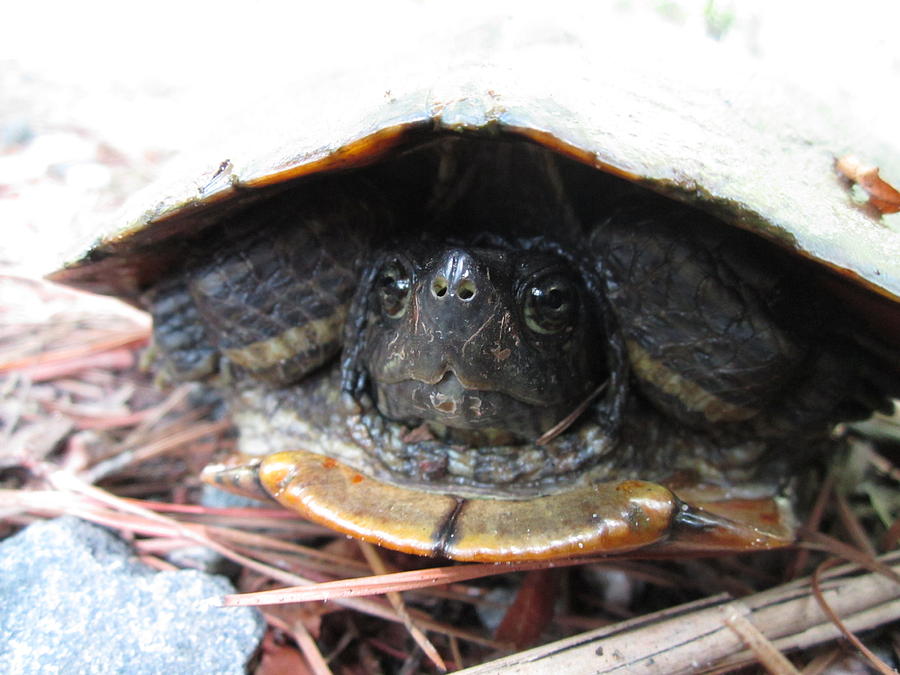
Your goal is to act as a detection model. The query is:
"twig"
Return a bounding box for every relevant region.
[454,551,900,674]
[721,603,799,675]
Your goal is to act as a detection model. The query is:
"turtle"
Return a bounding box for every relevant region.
[49,29,900,563]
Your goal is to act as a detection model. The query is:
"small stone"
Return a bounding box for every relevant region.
[0,516,264,674]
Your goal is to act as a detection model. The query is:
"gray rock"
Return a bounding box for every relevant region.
[201,484,266,511]
[0,516,265,674]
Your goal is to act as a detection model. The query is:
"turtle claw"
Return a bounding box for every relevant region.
[660,495,795,553]
[201,459,276,504]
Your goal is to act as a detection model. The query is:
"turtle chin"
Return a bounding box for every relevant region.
[373,372,565,444]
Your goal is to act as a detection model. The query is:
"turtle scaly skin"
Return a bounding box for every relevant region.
[147,181,381,387]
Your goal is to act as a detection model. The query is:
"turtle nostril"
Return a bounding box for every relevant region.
[457,279,476,301]
[432,277,449,298]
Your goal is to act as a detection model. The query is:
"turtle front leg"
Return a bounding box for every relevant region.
[589,203,880,438]
[144,275,220,384]
[145,181,385,388]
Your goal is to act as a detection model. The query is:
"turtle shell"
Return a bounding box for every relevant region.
[49,26,900,561]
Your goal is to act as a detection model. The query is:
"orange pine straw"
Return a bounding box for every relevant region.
[127,419,232,464]
[359,541,447,672]
[224,556,600,607]
[0,327,149,372]
[71,408,157,430]
[18,349,137,382]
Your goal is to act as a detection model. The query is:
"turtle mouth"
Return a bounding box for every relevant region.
[377,362,577,408]
[373,371,570,440]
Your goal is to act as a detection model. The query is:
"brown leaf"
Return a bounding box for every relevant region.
[836,155,900,214]
[494,569,558,650]
[256,632,313,675]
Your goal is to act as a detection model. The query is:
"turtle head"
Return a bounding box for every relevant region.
[346,240,617,443]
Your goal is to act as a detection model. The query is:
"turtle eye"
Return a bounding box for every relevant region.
[376,258,412,319]
[523,274,577,335]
